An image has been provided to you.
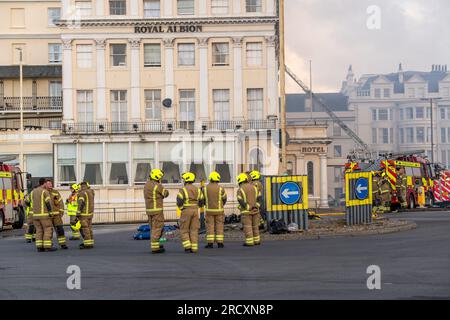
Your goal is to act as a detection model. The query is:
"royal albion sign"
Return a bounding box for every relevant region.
[135,25,203,33]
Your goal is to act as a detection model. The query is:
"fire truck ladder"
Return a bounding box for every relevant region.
[285,65,371,159]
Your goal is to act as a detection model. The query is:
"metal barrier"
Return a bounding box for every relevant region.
[345,172,373,225]
[263,175,309,230]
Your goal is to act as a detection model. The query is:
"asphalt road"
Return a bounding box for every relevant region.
[0,211,449,300]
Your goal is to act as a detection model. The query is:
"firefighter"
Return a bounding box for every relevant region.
[46,179,68,249]
[249,170,265,227]
[144,169,169,254]
[176,172,204,253]
[237,173,262,247]
[379,172,392,213]
[66,184,81,240]
[372,171,382,214]
[24,191,35,243]
[31,178,56,252]
[203,171,227,249]
[396,167,408,208]
[77,182,95,249]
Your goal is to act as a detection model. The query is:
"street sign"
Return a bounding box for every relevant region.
[279,182,301,205]
[355,177,369,200]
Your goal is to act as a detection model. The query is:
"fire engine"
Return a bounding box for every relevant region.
[0,155,26,231]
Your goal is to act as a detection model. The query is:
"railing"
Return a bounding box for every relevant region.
[356,89,371,97]
[0,96,63,112]
[0,117,62,131]
[62,119,279,135]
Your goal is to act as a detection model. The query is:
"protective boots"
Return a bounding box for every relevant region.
[205,243,213,249]
[152,248,165,254]
[217,243,224,248]
[61,244,68,250]
[79,244,93,250]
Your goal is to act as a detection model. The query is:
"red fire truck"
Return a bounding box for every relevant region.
[0,156,26,231]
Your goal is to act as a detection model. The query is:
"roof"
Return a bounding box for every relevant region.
[0,65,62,79]
[286,93,349,113]
[360,70,448,93]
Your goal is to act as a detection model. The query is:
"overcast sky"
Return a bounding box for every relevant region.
[285,0,450,93]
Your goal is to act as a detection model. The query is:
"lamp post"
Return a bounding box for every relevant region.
[279,0,287,174]
[16,48,24,169]
[421,97,442,163]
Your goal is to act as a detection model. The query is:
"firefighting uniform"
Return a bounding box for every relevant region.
[31,186,54,250]
[237,182,262,246]
[24,193,35,242]
[144,180,169,252]
[379,175,392,212]
[252,179,264,224]
[177,184,204,252]
[202,182,227,245]
[396,172,408,208]
[49,188,66,247]
[66,192,80,239]
[77,186,95,248]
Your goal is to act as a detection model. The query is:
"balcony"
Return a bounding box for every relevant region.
[61,119,279,135]
[0,117,62,131]
[0,96,63,113]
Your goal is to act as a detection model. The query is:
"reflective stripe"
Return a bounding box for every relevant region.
[182,240,192,248]
[204,185,208,209]
[183,188,189,205]
[146,208,163,212]
[153,184,158,211]
[219,187,223,210]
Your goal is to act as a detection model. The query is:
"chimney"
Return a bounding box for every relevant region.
[432,64,435,72]
[398,63,404,83]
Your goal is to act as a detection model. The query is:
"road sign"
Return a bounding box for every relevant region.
[279,182,301,205]
[355,177,369,200]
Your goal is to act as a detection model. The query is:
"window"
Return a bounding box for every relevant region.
[246,0,262,12]
[212,142,233,183]
[77,44,93,68]
[10,8,25,27]
[133,143,154,183]
[442,151,447,168]
[448,128,450,143]
[418,87,425,98]
[400,109,404,120]
[334,167,342,183]
[406,107,414,120]
[144,0,160,17]
[390,128,394,144]
[374,88,381,98]
[110,0,126,15]
[77,90,94,123]
[159,142,183,184]
[110,44,127,66]
[416,127,425,143]
[378,109,388,121]
[416,107,424,119]
[213,89,230,122]
[334,145,342,157]
[144,90,161,119]
[49,81,62,108]
[111,90,128,130]
[440,108,446,120]
[307,161,314,195]
[188,142,209,182]
[48,44,62,63]
[107,143,129,185]
[81,144,103,185]
[333,123,341,136]
[178,43,195,66]
[408,88,415,98]
[426,107,431,119]
[212,43,229,66]
[441,128,447,143]
[372,109,377,121]
[144,43,161,67]
[380,128,389,144]
[372,128,377,144]
[48,8,61,27]
[247,88,264,120]
[399,128,404,144]
[178,0,194,15]
[383,88,390,98]
[246,42,262,66]
[26,154,53,186]
[406,127,414,143]
[211,0,228,14]
[427,127,431,143]
[179,89,195,129]
[249,148,264,173]
[75,1,92,16]
[57,144,76,186]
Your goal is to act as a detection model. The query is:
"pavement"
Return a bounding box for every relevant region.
[0,211,449,300]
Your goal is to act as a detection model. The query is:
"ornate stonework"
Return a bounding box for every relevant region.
[232,37,243,47]
[95,38,106,49]
[265,35,277,46]
[198,37,209,47]
[62,39,73,49]
[162,38,175,48]
[128,38,141,48]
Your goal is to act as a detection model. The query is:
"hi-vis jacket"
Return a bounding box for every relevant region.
[144,180,169,214]
[176,184,204,211]
[30,186,52,218]
[24,193,33,217]
[77,187,95,217]
[49,189,64,216]
[252,180,263,195]
[237,182,261,215]
[66,193,78,216]
[202,182,227,215]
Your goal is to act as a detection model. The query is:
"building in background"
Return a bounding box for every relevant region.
[0,0,62,186]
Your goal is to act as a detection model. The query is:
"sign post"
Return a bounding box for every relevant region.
[345,172,373,225]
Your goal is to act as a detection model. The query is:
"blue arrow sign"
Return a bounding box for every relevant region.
[355,178,369,200]
[279,182,301,205]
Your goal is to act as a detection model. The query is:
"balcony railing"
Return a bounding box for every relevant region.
[62,120,279,135]
[0,117,62,131]
[0,96,63,113]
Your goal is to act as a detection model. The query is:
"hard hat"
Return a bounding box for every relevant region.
[208,171,221,182]
[182,172,195,183]
[249,170,261,181]
[237,173,249,184]
[71,184,80,192]
[71,220,81,231]
[150,169,164,181]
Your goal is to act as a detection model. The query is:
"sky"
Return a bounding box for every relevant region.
[285,0,450,93]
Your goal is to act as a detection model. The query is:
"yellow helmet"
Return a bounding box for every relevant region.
[71,184,80,192]
[182,172,195,183]
[70,220,81,231]
[150,169,164,181]
[249,170,261,181]
[237,173,249,184]
[209,171,221,182]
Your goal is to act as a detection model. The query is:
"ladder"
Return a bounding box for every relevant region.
[285,65,371,157]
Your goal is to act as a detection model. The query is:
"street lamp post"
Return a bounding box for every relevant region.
[421,97,442,163]
[16,48,24,169]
